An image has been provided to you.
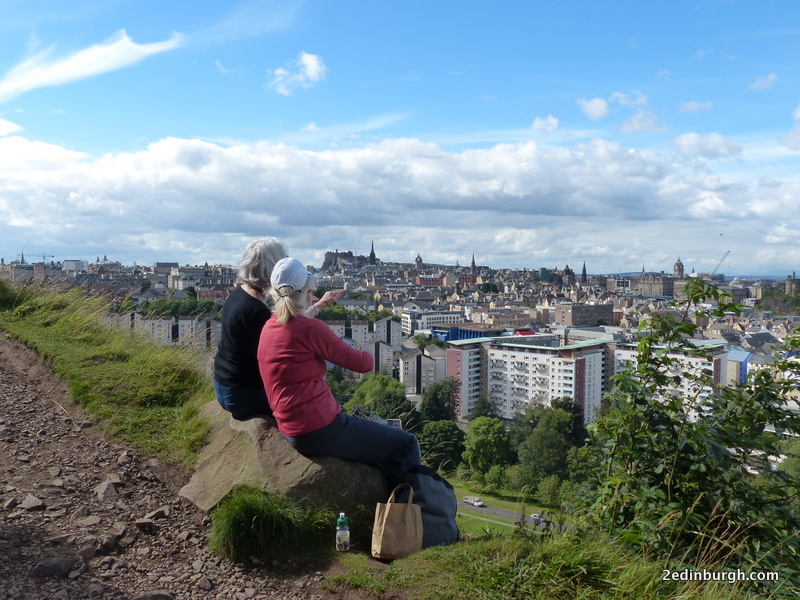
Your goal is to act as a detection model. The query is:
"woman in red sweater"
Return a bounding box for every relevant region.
[257,257,421,487]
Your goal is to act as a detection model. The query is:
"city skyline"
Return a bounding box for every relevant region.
[4,246,785,281]
[1,1,800,275]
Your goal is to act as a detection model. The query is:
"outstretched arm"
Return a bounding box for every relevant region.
[304,290,344,318]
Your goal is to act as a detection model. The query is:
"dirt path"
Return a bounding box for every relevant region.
[0,332,354,600]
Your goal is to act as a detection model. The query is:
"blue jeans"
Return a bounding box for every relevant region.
[283,412,422,488]
[214,379,273,420]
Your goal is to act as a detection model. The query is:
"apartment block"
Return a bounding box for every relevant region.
[446,339,485,419]
[372,316,404,351]
[611,341,727,402]
[350,321,370,347]
[486,338,606,423]
[399,350,438,396]
[364,339,394,374]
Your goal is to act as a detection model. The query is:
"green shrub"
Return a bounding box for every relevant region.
[209,487,334,561]
[580,278,800,594]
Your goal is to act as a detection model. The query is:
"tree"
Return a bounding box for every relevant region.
[196,299,221,317]
[536,474,561,508]
[509,402,574,456]
[347,374,420,431]
[517,426,570,487]
[184,286,197,299]
[419,377,459,423]
[413,333,445,350]
[418,420,465,472]
[469,392,499,420]
[139,279,152,292]
[179,297,198,317]
[117,296,136,314]
[462,417,513,477]
[581,278,800,583]
[550,396,588,446]
[485,464,508,491]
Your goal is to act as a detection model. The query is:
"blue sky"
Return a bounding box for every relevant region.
[1,0,799,277]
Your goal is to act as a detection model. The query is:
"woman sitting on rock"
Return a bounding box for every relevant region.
[214,238,341,421]
[257,257,421,488]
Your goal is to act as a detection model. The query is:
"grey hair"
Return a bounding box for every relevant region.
[236,237,288,291]
[270,272,318,325]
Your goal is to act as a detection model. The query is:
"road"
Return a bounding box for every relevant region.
[458,501,556,530]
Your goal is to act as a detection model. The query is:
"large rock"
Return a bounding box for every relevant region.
[179,401,388,512]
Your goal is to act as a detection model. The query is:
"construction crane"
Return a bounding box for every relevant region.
[40,254,54,263]
[711,250,730,276]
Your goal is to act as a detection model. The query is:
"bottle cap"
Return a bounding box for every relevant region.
[337,512,348,526]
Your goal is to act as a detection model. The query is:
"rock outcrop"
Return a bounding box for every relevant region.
[179,402,388,512]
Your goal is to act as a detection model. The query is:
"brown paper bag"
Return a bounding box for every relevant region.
[371,483,423,560]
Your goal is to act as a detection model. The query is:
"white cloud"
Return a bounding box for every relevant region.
[0,135,88,169]
[785,125,800,150]
[749,73,778,90]
[0,30,182,103]
[793,105,800,121]
[302,122,321,132]
[620,111,666,134]
[680,101,712,112]
[688,191,726,218]
[577,97,609,120]
[672,132,742,159]
[531,115,559,134]
[269,52,327,96]
[610,91,647,108]
[1,134,799,275]
[0,118,23,136]
[765,224,800,244]
[215,60,231,74]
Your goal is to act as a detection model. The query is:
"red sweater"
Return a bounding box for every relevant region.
[258,315,374,436]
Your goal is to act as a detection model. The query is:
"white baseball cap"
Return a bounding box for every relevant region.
[271,257,312,295]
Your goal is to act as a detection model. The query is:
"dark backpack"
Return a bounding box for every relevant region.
[395,464,459,548]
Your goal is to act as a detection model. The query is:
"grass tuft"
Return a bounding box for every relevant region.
[208,486,334,561]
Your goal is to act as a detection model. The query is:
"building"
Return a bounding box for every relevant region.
[372,316,404,352]
[485,338,606,423]
[399,350,438,396]
[637,272,675,297]
[350,321,370,348]
[446,339,486,420]
[401,309,465,336]
[363,339,394,375]
[611,340,728,403]
[552,303,614,327]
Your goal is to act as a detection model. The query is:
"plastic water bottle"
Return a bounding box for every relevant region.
[335,512,350,552]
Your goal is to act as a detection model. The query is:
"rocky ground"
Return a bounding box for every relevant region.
[0,333,366,600]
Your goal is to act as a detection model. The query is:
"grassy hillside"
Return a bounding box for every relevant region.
[0,279,787,599]
[0,279,210,467]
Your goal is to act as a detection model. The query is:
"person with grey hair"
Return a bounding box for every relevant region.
[258,257,421,488]
[214,240,341,420]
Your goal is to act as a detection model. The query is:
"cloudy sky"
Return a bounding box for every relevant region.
[1,0,799,277]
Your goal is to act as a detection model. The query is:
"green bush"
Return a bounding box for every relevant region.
[580,278,800,594]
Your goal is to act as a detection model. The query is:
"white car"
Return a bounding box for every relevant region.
[472,498,486,507]
[530,513,548,524]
